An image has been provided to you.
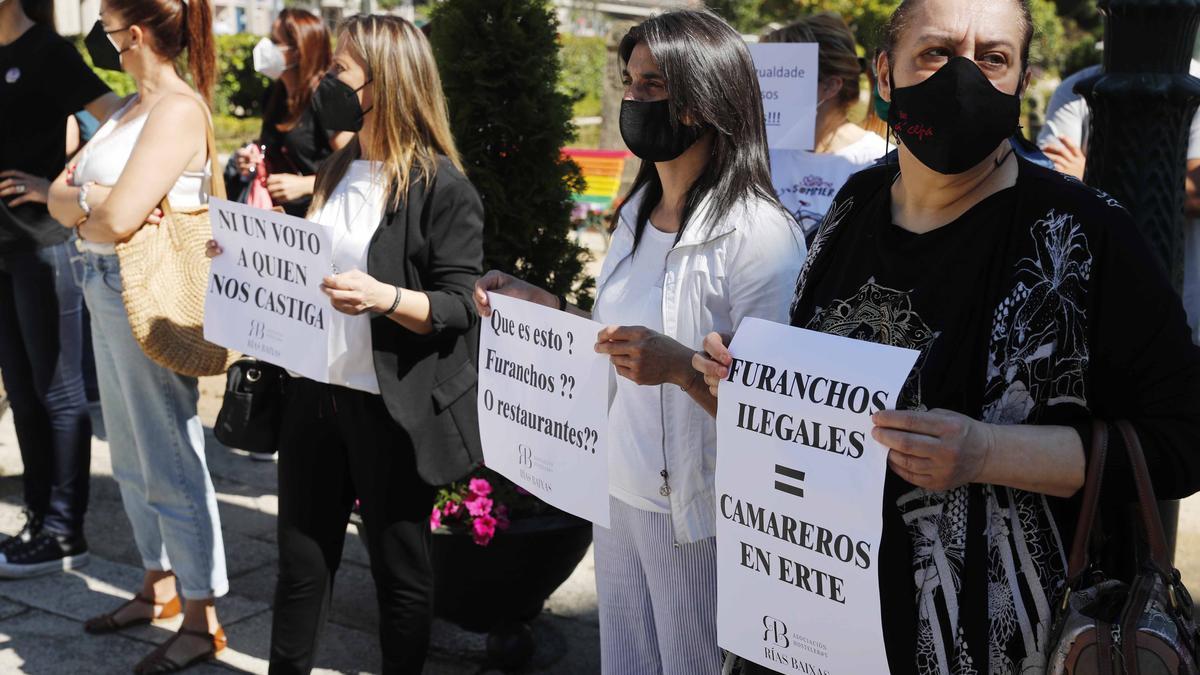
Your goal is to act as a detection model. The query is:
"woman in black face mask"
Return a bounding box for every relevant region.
[476,9,805,674]
[0,0,122,582]
[696,0,1200,673]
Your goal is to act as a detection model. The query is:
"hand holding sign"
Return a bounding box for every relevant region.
[321,269,397,316]
[872,408,993,492]
[473,270,559,317]
[477,294,611,526]
[595,325,695,387]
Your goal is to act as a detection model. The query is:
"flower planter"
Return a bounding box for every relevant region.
[431,512,592,631]
[351,511,592,669]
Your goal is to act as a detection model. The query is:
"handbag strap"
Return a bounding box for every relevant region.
[159,102,226,221]
[1067,419,1110,583]
[1113,420,1172,572]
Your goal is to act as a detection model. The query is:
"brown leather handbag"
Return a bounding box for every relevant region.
[1047,420,1199,675]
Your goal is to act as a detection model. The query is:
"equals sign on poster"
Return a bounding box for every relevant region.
[774,464,806,499]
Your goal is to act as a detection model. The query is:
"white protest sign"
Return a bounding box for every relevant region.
[478,294,611,526]
[205,198,332,382]
[750,43,820,151]
[716,318,919,674]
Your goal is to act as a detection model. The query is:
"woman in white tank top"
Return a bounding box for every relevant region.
[46,0,229,671]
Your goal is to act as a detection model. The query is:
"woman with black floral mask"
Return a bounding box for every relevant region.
[476,9,805,674]
[696,0,1200,673]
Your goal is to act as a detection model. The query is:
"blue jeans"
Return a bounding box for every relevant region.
[0,240,92,537]
[81,251,228,599]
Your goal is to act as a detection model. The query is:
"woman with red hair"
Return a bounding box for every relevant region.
[235,8,351,217]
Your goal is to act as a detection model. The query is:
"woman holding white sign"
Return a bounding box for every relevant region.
[696,0,1200,673]
[475,9,806,674]
[208,15,484,674]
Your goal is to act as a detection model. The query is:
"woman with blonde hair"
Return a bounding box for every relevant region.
[207,14,483,674]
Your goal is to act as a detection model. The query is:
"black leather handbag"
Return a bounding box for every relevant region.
[214,358,286,455]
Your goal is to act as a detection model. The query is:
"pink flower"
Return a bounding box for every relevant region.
[472,514,498,546]
[429,506,442,531]
[465,495,493,518]
[468,478,492,497]
[443,501,461,517]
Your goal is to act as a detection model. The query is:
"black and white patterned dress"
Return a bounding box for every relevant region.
[788,158,1200,675]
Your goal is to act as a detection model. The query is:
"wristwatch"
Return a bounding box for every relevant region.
[77,182,92,217]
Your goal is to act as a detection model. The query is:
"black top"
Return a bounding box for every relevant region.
[259,81,334,217]
[789,158,1200,675]
[0,25,109,253]
[365,156,485,486]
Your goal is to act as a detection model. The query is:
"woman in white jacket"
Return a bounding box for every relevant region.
[474,9,805,675]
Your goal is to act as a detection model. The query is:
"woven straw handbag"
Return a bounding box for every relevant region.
[114,114,239,377]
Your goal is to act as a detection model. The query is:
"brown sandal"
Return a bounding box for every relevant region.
[132,626,226,674]
[83,594,182,634]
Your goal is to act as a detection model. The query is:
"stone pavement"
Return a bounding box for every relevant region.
[1,396,1199,675]
[0,399,601,675]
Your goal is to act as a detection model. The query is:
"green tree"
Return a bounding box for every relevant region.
[559,33,606,119]
[431,0,593,306]
[1028,0,1067,72]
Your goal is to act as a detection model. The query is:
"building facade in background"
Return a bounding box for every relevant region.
[52,0,410,37]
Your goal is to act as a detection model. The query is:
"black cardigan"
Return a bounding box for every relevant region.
[366,156,483,486]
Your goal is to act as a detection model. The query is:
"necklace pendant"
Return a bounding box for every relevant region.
[659,469,671,497]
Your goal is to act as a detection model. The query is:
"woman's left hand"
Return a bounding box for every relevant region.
[0,170,50,207]
[871,408,995,492]
[266,173,313,203]
[321,269,396,316]
[595,325,695,387]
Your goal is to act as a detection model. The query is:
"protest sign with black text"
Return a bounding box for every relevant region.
[749,43,819,150]
[204,198,332,382]
[716,318,919,674]
[477,294,611,526]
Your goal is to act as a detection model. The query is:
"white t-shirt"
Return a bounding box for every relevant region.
[770,131,889,236]
[309,160,386,394]
[1039,62,1200,343]
[591,223,677,513]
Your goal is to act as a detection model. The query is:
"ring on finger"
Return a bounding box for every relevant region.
[15,184,26,194]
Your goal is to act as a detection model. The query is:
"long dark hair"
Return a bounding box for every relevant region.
[616,9,785,249]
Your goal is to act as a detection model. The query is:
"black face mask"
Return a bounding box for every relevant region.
[888,56,1021,175]
[85,21,128,72]
[312,75,372,133]
[619,99,704,163]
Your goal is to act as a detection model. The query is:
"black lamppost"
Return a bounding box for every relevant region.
[1078,0,1200,563]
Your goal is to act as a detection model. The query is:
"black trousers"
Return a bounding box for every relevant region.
[0,242,92,537]
[269,378,435,675]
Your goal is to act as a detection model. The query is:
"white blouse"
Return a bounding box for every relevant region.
[73,96,210,254]
[309,160,387,394]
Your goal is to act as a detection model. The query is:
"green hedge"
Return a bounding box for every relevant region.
[71,33,269,118]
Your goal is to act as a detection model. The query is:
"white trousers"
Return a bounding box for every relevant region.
[594,497,722,675]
